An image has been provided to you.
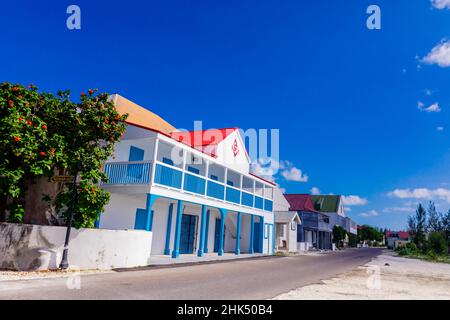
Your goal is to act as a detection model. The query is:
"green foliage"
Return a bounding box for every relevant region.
[427,231,447,255]
[427,201,443,233]
[358,225,383,242]
[348,233,358,247]
[332,225,347,247]
[408,203,427,249]
[0,82,128,227]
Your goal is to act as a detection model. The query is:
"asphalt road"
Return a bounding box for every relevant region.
[0,248,382,299]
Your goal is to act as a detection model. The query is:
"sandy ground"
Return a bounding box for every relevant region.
[274,250,450,300]
[0,269,110,281]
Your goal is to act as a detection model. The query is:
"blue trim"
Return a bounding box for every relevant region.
[146,194,158,231]
[162,157,174,166]
[187,166,200,174]
[235,212,241,255]
[164,203,174,255]
[218,209,227,256]
[172,200,184,258]
[129,146,144,161]
[197,205,207,257]
[94,212,101,228]
[249,215,254,254]
[134,208,148,230]
[204,210,210,253]
[260,217,264,254]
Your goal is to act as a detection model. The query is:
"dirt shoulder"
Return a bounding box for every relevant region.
[273,250,450,300]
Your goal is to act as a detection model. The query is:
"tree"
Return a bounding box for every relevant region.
[358,225,383,243]
[332,225,347,248]
[427,231,447,255]
[442,209,450,246]
[0,82,128,227]
[427,201,443,232]
[408,203,427,250]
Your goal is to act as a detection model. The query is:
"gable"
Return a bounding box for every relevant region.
[214,130,251,174]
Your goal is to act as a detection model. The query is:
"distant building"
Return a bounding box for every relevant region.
[385,230,411,249]
[284,194,332,250]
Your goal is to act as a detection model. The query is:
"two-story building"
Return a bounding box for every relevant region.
[284,194,332,251]
[98,95,276,261]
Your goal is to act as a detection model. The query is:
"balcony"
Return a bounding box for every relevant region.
[102,137,274,212]
[103,161,152,185]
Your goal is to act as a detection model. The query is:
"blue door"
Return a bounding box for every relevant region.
[213,218,223,253]
[180,214,197,254]
[128,146,145,181]
[253,222,261,253]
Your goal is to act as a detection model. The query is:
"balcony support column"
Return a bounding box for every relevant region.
[235,212,241,255]
[204,210,210,253]
[145,194,159,231]
[249,214,255,254]
[164,203,174,255]
[197,205,208,257]
[218,208,227,256]
[171,200,184,258]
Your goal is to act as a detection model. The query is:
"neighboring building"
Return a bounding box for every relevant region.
[284,194,332,250]
[310,195,357,246]
[385,230,410,249]
[274,211,301,253]
[98,94,276,260]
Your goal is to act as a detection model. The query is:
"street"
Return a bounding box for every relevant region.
[0,248,382,300]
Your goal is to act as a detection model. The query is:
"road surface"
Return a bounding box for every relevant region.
[0,248,382,299]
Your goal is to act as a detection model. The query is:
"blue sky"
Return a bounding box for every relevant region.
[2,0,450,230]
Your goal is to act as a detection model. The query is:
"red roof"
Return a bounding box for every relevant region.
[170,128,237,147]
[385,231,410,240]
[284,194,317,212]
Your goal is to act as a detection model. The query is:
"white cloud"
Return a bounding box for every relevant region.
[280,166,308,182]
[425,88,436,96]
[359,210,379,217]
[422,40,450,67]
[250,159,308,183]
[346,207,352,212]
[418,101,441,112]
[310,187,321,195]
[431,0,450,9]
[437,126,444,131]
[279,160,308,182]
[388,187,450,203]
[342,195,368,206]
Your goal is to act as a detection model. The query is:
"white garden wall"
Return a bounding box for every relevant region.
[0,222,152,271]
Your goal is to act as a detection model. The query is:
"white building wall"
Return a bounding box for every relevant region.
[100,194,146,230]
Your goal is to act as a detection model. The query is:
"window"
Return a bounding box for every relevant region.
[162,157,174,166]
[210,174,218,181]
[227,180,234,186]
[264,224,269,239]
[291,221,296,231]
[187,166,200,174]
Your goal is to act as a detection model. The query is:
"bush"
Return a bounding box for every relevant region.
[427,232,447,255]
[405,242,418,253]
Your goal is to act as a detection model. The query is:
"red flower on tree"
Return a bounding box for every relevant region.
[88,89,94,95]
[39,151,46,156]
[13,136,21,142]
[42,125,47,130]
[12,86,19,91]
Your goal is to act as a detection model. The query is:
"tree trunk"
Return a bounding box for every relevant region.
[0,194,8,222]
[23,169,65,226]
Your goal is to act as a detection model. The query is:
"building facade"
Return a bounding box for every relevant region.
[98,95,276,260]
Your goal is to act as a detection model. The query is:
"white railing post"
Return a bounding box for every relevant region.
[180,149,187,191]
[204,160,210,197]
[149,138,159,186]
